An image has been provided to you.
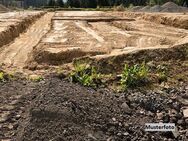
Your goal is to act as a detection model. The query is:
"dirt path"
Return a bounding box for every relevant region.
[0,13,54,70]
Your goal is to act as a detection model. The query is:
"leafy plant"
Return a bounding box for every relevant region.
[69,61,101,87]
[0,72,4,81]
[120,62,149,90]
[0,71,14,82]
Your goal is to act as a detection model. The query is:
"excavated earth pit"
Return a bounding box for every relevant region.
[0,12,53,70]
[0,11,45,47]
[108,12,188,29]
[0,11,188,141]
[27,11,188,69]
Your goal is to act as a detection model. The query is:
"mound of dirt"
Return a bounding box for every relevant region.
[161,2,188,12]
[131,2,188,13]
[0,4,9,12]
[161,2,179,9]
[122,12,188,29]
[89,44,188,74]
[139,5,151,12]
[150,5,162,12]
[16,78,188,141]
[0,12,45,48]
[27,43,105,67]
[130,6,143,12]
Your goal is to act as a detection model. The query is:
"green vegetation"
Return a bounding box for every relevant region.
[120,62,149,90]
[0,71,14,82]
[68,61,171,90]
[69,61,101,87]
[0,71,4,81]
[48,0,64,7]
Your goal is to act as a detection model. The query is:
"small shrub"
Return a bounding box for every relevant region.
[120,62,148,89]
[0,71,14,82]
[0,72,4,81]
[69,61,101,87]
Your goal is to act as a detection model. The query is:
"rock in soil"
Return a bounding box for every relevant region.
[0,76,187,141]
[183,107,188,118]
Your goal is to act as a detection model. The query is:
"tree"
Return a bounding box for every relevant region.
[48,0,55,6]
[87,0,97,8]
[67,0,80,7]
[97,0,110,7]
[56,0,64,7]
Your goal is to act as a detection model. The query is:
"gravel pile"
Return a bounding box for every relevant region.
[131,2,188,13]
[150,5,162,12]
[161,2,181,12]
[139,5,151,12]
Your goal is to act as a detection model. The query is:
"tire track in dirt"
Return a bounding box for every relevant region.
[0,12,54,70]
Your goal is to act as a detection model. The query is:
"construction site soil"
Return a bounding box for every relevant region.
[131,2,188,13]
[0,69,187,141]
[0,4,10,13]
[0,11,45,47]
[0,7,188,141]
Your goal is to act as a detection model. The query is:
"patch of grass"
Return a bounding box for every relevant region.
[0,71,14,82]
[0,72,4,81]
[69,61,101,87]
[120,62,149,90]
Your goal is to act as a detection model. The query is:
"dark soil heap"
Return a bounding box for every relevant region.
[16,78,188,141]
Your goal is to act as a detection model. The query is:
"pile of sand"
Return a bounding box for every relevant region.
[0,4,10,12]
[131,2,188,13]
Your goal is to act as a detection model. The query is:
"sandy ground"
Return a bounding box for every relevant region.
[0,11,187,71]
[0,11,187,141]
[27,11,188,67]
[0,12,53,71]
[0,11,45,48]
